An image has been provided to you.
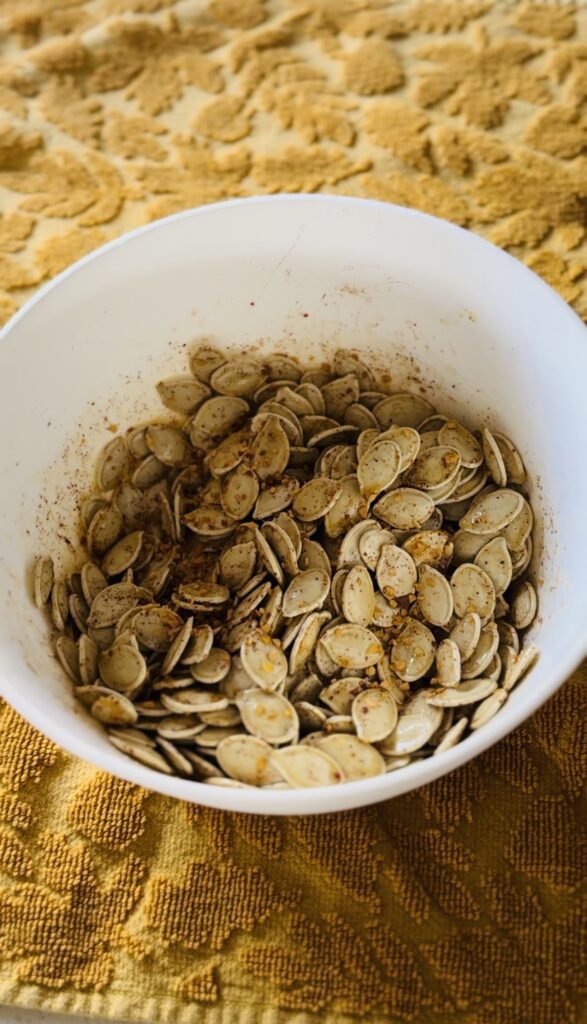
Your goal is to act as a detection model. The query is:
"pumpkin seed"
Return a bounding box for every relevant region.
[481,426,508,486]
[161,689,229,714]
[175,581,229,607]
[132,606,183,650]
[81,495,108,528]
[55,635,80,683]
[146,426,192,467]
[390,619,436,682]
[189,343,226,382]
[376,545,417,599]
[206,428,249,478]
[289,611,331,675]
[443,465,488,505]
[98,644,147,693]
[330,569,349,615]
[87,503,124,556]
[320,677,370,715]
[352,688,398,743]
[217,735,281,786]
[470,688,508,729]
[289,672,322,704]
[218,541,255,590]
[34,556,54,608]
[190,647,231,684]
[436,638,461,687]
[493,432,526,485]
[321,623,383,669]
[236,689,299,745]
[317,733,385,779]
[433,716,468,754]
[102,531,144,577]
[230,579,272,625]
[299,537,331,576]
[357,440,401,502]
[190,395,249,443]
[337,519,375,569]
[156,375,210,415]
[509,580,538,629]
[371,591,399,628]
[502,498,533,551]
[321,374,359,419]
[180,624,214,666]
[210,357,264,397]
[379,425,421,471]
[322,715,355,734]
[109,734,173,771]
[324,474,362,538]
[292,477,342,521]
[358,526,396,571]
[281,569,329,617]
[502,643,538,691]
[459,488,524,535]
[374,488,434,530]
[341,564,375,627]
[356,428,380,460]
[271,745,344,786]
[274,512,302,557]
[254,478,299,519]
[333,350,374,389]
[157,715,205,740]
[221,465,259,520]
[452,529,489,564]
[374,393,433,429]
[241,628,288,691]
[249,415,290,479]
[379,690,442,755]
[92,691,138,726]
[426,678,497,707]
[95,436,131,492]
[274,385,314,416]
[295,381,324,413]
[262,521,298,576]
[438,421,483,469]
[183,505,236,538]
[403,530,453,570]
[451,564,495,620]
[331,446,358,479]
[78,634,99,685]
[450,612,482,660]
[407,446,462,491]
[345,402,378,431]
[417,564,454,626]
[474,536,512,596]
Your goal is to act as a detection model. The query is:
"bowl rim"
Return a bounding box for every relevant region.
[2,193,586,815]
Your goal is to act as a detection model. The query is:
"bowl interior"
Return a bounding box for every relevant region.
[0,195,586,814]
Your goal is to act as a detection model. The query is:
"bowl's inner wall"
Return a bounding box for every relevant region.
[0,198,585,808]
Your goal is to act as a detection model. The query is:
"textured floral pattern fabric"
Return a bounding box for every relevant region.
[0,1,585,1022]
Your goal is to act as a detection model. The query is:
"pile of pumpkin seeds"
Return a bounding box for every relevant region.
[33,345,539,789]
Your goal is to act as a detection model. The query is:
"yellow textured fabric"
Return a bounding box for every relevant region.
[0,2,585,1022]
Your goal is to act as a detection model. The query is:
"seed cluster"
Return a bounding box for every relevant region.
[34,345,538,789]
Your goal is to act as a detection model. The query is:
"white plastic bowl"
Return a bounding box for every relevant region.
[0,195,586,815]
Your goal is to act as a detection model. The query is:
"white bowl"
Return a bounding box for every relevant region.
[0,195,585,815]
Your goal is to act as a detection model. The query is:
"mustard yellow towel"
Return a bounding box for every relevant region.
[0,1,585,1022]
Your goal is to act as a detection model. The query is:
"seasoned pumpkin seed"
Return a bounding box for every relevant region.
[271,745,344,786]
[34,556,54,608]
[352,688,398,743]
